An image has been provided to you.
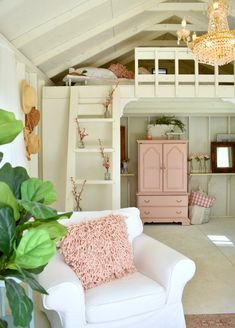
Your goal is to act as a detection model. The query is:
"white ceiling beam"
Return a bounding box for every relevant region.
[145,24,206,32]
[12,0,109,48]
[92,32,165,67]
[33,0,166,66]
[119,54,134,66]
[46,12,171,78]
[182,12,208,28]
[0,32,51,82]
[147,3,207,12]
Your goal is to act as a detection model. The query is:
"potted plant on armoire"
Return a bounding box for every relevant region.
[0,108,72,327]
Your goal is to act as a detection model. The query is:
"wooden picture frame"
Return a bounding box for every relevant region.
[211,141,235,173]
[120,126,126,162]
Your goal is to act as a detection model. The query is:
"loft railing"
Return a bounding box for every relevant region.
[134,47,235,98]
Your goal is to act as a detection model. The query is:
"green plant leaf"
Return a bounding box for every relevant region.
[18,200,57,219]
[0,109,23,146]
[33,221,67,242]
[27,264,47,274]
[4,269,48,295]
[39,211,73,222]
[0,163,29,199]
[21,178,56,205]
[22,270,48,294]
[0,152,3,164]
[0,208,16,256]
[5,278,33,327]
[0,319,8,328]
[0,182,20,220]
[14,229,56,269]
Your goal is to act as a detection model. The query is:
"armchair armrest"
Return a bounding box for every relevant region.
[133,234,196,304]
[37,253,86,328]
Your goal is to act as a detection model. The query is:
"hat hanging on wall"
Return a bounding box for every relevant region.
[21,80,37,114]
[25,107,40,132]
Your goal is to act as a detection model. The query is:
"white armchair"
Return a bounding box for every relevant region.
[38,208,195,328]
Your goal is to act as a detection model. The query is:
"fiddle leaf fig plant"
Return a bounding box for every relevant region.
[0,108,72,327]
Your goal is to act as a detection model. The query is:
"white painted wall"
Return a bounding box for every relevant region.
[0,34,51,177]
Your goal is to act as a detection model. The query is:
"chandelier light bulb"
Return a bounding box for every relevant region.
[213,1,219,10]
[181,19,187,28]
[192,32,197,41]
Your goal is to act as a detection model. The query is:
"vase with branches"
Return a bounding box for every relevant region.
[102,82,119,118]
[98,139,111,180]
[75,118,88,148]
[70,177,86,211]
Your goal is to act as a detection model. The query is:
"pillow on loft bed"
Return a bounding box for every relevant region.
[64,67,118,85]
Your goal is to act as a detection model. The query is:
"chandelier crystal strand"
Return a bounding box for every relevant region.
[177,0,235,66]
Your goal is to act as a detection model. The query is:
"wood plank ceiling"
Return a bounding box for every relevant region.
[0,0,235,83]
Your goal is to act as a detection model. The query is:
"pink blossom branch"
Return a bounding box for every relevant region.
[98,139,110,171]
[102,82,119,109]
[75,118,88,141]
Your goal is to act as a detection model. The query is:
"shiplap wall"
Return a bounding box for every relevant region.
[121,114,235,217]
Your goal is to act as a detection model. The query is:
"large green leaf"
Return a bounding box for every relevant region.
[0,319,7,328]
[27,264,47,274]
[3,269,48,295]
[0,163,29,199]
[5,278,33,327]
[0,182,19,220]
[21,178,56,205]
[0,109,23,146]
[0,208,16,256]
[18,200,57,219]
[15,229,56,269]
[38,211,73,222]
[22,270,48,294]
[33,221,67,242]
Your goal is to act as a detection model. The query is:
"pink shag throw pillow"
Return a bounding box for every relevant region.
[59,215,136,289]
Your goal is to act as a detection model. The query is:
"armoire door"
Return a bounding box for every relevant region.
[139,143,162,193]
[163,143,187,192]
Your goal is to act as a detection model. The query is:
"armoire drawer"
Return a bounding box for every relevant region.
[137,195,188,207]
[139,206,188,218]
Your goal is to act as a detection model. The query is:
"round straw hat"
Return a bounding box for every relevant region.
[21,80,37,114]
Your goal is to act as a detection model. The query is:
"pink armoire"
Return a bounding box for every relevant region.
[137,140,190,225]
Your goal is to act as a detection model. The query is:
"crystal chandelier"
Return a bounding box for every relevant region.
[177,0,235,66]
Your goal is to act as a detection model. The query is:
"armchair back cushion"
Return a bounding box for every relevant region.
[59,207,143,243]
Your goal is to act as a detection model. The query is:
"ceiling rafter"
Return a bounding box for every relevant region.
[12,0,109,48]
[33,0,166,66]
[46,12,172,78]
[147,2,207,12]
[92,31,165,68]
[145,24,206,32]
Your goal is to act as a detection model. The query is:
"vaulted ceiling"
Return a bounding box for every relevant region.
[1,0,235,83]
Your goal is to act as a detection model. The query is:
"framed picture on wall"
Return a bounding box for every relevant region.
[216,134,235,142]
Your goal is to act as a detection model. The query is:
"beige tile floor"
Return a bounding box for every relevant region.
[144,217,235,314]
[35,217,235,327]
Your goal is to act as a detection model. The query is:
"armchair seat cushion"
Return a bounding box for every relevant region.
[85,271,166,323]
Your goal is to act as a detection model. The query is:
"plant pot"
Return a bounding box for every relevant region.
[147,124,174,139]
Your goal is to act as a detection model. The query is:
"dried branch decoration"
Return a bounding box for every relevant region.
[70,177,86,211]
[102,82,119,109]
[98,139,110,172]
[75,118,88,141]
